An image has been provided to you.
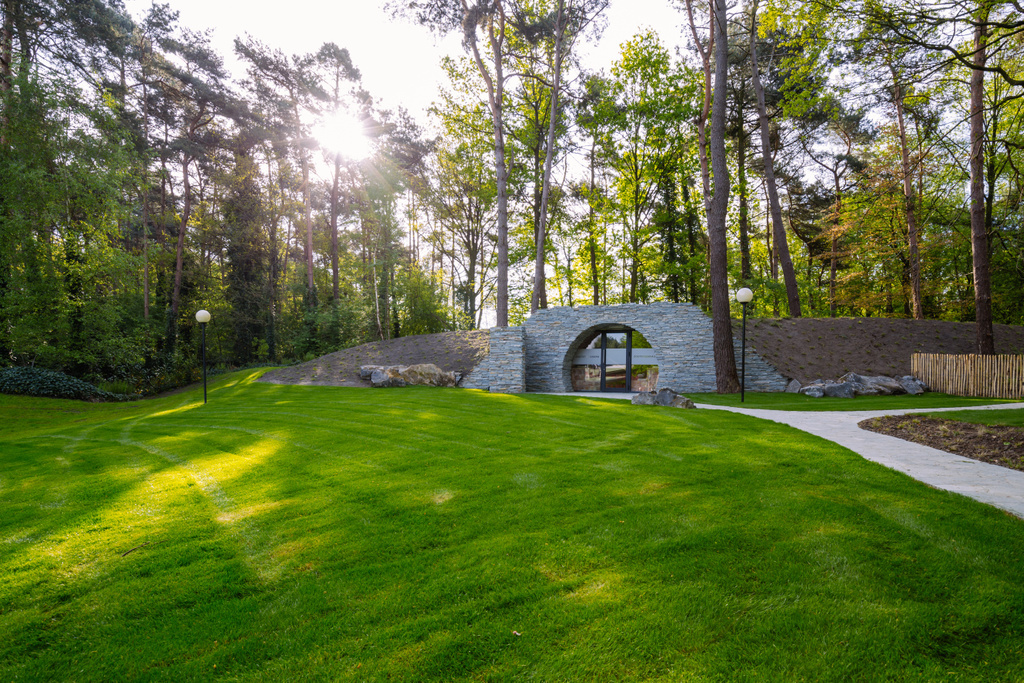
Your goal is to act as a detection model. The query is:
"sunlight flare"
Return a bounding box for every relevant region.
[313,112,372,160]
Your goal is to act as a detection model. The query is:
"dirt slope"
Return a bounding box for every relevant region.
[260,317,1024,388]
[259,330,490,387]
[740,318,1024,384]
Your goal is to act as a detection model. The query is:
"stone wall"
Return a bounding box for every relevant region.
[463,303,789,394]
[461,326,526,393]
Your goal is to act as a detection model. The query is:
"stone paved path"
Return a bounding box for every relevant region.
[696,402,1024,519]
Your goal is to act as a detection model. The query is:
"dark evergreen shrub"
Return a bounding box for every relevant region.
[0,367,138,402]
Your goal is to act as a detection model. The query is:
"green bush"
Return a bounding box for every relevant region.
[0,367,137,402]
[96,379,135,395]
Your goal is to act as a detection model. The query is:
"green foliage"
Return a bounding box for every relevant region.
[0,367,136,402]
[396,265,457,335]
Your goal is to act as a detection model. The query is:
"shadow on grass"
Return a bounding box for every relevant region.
[2,373,1023,681]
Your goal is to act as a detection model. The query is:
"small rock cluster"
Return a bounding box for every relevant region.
[789,373,929,399]
[359,364,458,388]
[630,388,696,409]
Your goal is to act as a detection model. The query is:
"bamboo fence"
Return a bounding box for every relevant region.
[912,353,1024,399]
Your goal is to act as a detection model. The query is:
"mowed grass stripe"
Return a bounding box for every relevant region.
[1,369,1023,681]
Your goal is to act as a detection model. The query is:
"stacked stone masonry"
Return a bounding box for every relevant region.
[463,303,788,394]
[462,326,526,393]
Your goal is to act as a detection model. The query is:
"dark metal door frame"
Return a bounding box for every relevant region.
[599,330,633,392]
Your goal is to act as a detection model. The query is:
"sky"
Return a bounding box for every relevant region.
[123,0,688,120]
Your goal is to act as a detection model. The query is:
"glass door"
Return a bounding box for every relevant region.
[602,331,630,391]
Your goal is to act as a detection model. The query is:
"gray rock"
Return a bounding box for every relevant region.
[631,391,658,406]
[799,386,825,398]
[370,367,407,388]
[840,373,905,396]
[898,375,928,395]
[785,379,803,393]
[630,388,695,409]
[823,382,856,398]
[654,388,679,406]
[669,395,696,409]
[359,365,384,381]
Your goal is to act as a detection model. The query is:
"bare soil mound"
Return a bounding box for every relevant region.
[860,415,1024,472]
[259,330,490,388]
[740,318,1024,384]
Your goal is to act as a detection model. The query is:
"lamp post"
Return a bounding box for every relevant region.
[735,288,753,402]
[195,309,210,403]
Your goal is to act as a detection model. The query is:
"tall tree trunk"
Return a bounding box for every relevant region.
[683,183,699,305]
[709,0,740,393]
[891,70,923,319]
[1,0,13,143]
[169,155,192,350]
[301,148,315,306]
[330,154,341,303]
[970,13,994,354]
[750,9,801,317]
[588,137,600,305]
[736,124,751,281]
[684,0,714,208]
[830,168,841,318]
[467,8,509,327]
[531,0,566,314]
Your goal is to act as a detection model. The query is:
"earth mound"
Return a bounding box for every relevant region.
[740,318,1024,384]
[260,317,1024,390]
[259,330,489,387]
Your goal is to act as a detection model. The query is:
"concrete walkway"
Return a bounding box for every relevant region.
[696,402,1024,519]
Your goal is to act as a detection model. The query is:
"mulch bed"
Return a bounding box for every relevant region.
[258,330,490,388]
[859,415,1024,472]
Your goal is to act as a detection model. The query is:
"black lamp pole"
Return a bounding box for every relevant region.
[740,300,747,403]
[201,321,207,404]
[196,309,210,403]
[735,288,753,402]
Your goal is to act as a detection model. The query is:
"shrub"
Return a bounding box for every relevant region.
[0,367,138,402]
[96,379,136,395]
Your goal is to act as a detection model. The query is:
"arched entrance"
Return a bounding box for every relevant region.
[569,326,659,392]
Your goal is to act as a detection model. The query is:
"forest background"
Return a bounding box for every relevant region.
[1,0,1021,395]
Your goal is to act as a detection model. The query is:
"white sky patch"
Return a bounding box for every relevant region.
[124,0,686,119]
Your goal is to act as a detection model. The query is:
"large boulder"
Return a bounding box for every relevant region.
[800,385,825,398]
[798,373,930,398]
[785,379,803,394]
[399,363,457,387]
[898,375,928,395]
[840,373,905,396]
[365,363,457,388]
[823,382,857,399]
[359,365,384,381]
[631,388,695,409]
[370,367,406,388]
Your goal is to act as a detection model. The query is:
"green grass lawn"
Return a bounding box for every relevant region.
[907,407,1024,427]
[2,370,1023,682]
[688,390,1017,411]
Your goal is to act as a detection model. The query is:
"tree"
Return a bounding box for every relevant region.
[158,29,234,354]
[749,1,802,316]
[223,132,267,364]
[708,0,740,392]
[235,36,326,311]
[390,0,512,326]
[516,0,609,313]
